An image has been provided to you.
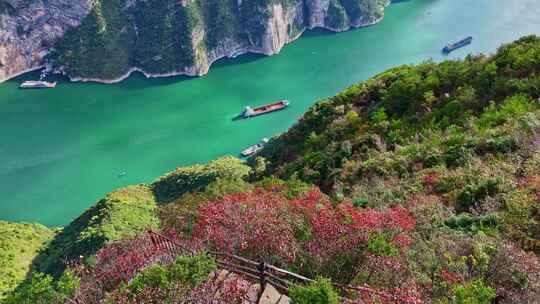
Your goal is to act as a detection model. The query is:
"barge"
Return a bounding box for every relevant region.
[241,138,269,157]
[235,100,290,120]
[20,81,57,89]
[442,36,473,54]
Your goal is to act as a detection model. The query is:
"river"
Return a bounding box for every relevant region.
[1,0,539,226]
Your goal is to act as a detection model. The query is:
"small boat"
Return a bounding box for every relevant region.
[19,80,57,89]
[442,36,473,54]
[241,138,269,157]
[118,171,127,177]
[235,100,290,120]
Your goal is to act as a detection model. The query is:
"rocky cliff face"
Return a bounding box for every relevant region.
[0,0,91,82]
[0,0,389,83]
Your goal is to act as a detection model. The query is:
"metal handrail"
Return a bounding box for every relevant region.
[144,230,404,303]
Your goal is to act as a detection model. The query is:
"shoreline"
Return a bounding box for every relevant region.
[0,65,44,84]
[1,16,385,85]
[63,19,385,84]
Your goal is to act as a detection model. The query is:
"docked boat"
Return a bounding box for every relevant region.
[19,80,57,89]
[235,100,290,120]
[241,138,269,157]
[442,36,473,54]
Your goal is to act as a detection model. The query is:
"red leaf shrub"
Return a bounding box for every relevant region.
[184,275,252,303]
[193,189,302,264]
[392,234,413,249]
[68,232,186,302]
[422,172,440,188]
[439,268,463,285]
[343,283,423,304]
[191,187,416,278]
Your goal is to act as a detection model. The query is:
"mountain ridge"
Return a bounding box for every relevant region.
[0,0,389,83]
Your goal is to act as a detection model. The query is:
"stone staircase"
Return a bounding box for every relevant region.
[210,269,291,304]
[258,283,291,304]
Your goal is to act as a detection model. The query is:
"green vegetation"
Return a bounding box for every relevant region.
[117,253,216,299]
[52,0,136,79]
[367,233,399,256]
[132,0,198,73]
[51,0,242,78]
[199,0,240,49]
[325,0,349,29]
[289,278,339,304]
[339,0,386,23]
[34,185,159,275]
[49,0,388,80]
[51,0,203,78]
[3,271,79,304]
[0,222,55,300]
[128,253,215,290]
[452,279,496,304]
[152,156,251,202]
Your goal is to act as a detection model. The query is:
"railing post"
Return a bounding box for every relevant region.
[258,261,267,295]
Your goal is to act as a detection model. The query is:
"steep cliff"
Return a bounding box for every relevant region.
[0,0,389,83]
[0,0,91,82]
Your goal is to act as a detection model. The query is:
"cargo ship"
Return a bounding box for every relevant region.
[235,100,290,120]
[442,36,473,54]
[241,138,269,157]
[19,80,57,89]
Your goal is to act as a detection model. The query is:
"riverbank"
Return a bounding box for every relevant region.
[61,20,383,84]
[0,65,44,84]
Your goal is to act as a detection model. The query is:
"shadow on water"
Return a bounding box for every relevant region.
[301,27,337,39]
[116,71,195,89]
[391,0,412,4]
[211,52,267,70]
[9,51,269,91]
[9,70,50,83]
[120,52,266,89]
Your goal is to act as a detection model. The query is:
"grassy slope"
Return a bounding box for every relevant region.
[152,156,251,203]
[34,185,159,275]
[0,222,55,299]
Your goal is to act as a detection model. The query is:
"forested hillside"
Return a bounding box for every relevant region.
[2,36,539,304]
[50,0,389,81]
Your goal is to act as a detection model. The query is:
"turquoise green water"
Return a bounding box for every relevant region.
[1,0,540,226]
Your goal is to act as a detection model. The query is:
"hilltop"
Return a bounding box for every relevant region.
[1,36,539,303]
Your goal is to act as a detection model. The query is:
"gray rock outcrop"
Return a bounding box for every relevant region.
[0,0,91,82]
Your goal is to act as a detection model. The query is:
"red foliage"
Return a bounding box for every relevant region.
[392,234,413,249]
[439,268,462,285]
[292,192,371,262]
[184,276,252,303]
[191,187,416,271]
[68,232,186,302]
[67,186,419,304]
[387,205,416,232]
[192,188,302,263]
[422,172,440,188]
[344,282,423,304]
[488,243,540,303]
[108,273,253,304]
